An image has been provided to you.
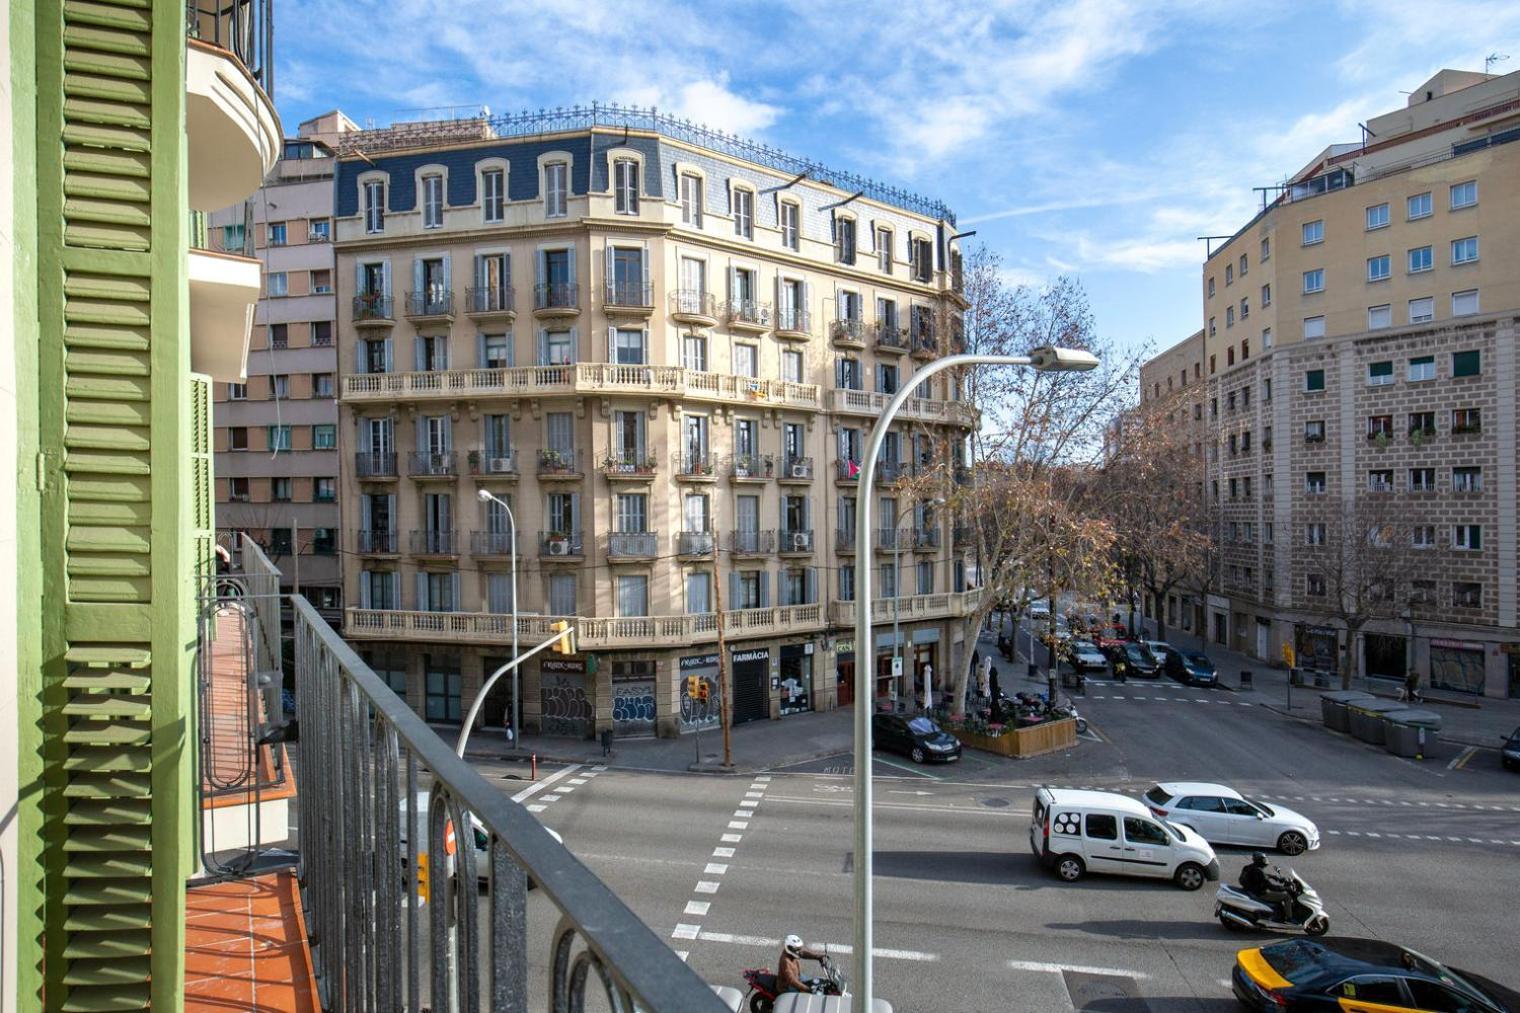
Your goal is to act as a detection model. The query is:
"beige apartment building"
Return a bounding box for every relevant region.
[332,107,980,737]
[210,110,359,622]
[1141,68,1520,697]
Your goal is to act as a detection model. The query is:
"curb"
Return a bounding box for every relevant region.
[465,744,856,776]
[1255,703,1496,751]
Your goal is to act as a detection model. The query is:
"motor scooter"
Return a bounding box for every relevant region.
[1215,868,1329,935]
[740,953,845,1013]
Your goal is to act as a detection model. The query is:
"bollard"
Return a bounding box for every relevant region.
[531,752,538,781]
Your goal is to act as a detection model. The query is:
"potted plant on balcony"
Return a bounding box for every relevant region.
[541,449,564,471]
[467,449,481,474]
[763,455,775,477]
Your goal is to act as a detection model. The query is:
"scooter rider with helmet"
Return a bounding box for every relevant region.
[1239,852,1291,920]
[776,934,827,994]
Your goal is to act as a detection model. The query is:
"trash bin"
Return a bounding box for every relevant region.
[1239,670,1253,689]
[1320,690,1375,732]
[1383,708,1442,758]
[1347,698,1406,744]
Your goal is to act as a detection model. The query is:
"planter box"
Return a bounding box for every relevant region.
[951,717,1075,758]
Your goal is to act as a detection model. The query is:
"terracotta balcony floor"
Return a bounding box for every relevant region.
[185,871,318,1012]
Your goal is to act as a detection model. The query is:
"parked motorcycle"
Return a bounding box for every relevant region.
[1215,868,1329,935]
[741,953,846,1013]
[1046,700,1088,735]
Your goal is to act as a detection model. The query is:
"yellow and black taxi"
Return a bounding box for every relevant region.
[1233,938,1519,1011]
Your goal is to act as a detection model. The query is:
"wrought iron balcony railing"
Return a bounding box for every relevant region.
[186,0,273,96]
[470,531,519,556]
[466,285,514,314]
[405,290,453,318]
[779,455,813,481]
[355,451,398,478]
[352,294,394,322]
[676,451,716,478]
[728,453,774,480]
[780,529,815,553]
[408,451,456,477]
[670,289,718,320]
[537,449,578,475]
[775,306,811,335]
[606,281,653,309]
[678,530,715,556]
[725,299,772,328]
[874,322,908,352]
[607,531,659,558]
[410,529,458,555]
[540,530,584,557]
[357,529,399,554]
[534,282,579,311]
[729,529,775,555]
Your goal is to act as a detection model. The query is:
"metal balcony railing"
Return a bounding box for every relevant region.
[676,451,716,478]
[534,282,579,310]
[678,530,715,556]
[780,455,813,480]
[780,529,814,553]
[728,453,774,479]
[831,318,866,343]
[602,452,657,477]
[355,451,398,478]
[730,529,775,555]
[725,299,772,327]
[874,322,907,351]
[357,529,398,554]
[292,594,727,1010]
[470,531,518,556]
[537,449,578,475]
[775,306,811,334]
[470,449,517,475]
[875,528,908,551]
[915,527,942,550]
[410,529,458,555]
[608,531,659,558]
[186,0,273,96]
[836,459,861,481]
[877,459,907,484]
[836,526,858,552]
[539,531,584,557]
[352,294,394,322]
[405,290,453,317]
[606,281,653,308]
[670,289,717,319]
[408,451,456,477]
[466,285,514,314]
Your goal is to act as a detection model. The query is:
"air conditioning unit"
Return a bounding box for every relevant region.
[548,540,570,556]
[789,464,809,479]
[488,457,513,473]
[790,532,811,552]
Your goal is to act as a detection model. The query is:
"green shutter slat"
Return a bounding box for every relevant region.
[63,146,151,179]
[61,670,151,691]
[59,982,152,1012]
[62,930,152,960]
[66,398,152,427]
[66,527,150,554]
[63,903,151,932]
[63,0,153,33]
[61,23,152,59]
[62,825,151,852]
[62,451,151,476]
[61,695,151,719]
[63,747,152,772]
[68,500,153,527]
[63,196,151,229]
[64,647,150,667]
[64,423,150,451]
[61,955,151,986]
[61,48,152,85]
[63,170,152,204]
[63,879,152,906]
[62,348,151,375]
[61,726,151,751]
[62,96,151,130]
[60,853,152,878]
[62,474,151,503]
[61,769,152,795]
[62,69,152,104]
[64,799,152,826]
[61,297,151,327]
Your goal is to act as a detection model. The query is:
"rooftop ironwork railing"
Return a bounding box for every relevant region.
[185,0,274,96]
[293,593,727,1010]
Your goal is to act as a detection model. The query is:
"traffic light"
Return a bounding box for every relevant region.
[550,620,576,655]
[697,679,710,702]
[416,853,430,903]
[686,675,700,699]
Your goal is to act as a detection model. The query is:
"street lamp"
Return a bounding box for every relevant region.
[892,497,944,711]
[851,346,1097,1009]
[457,488,520,755]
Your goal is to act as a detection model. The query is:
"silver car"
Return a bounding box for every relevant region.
[1143,781,1320,856]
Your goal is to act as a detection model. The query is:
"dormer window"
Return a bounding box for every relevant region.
[422,173,444,229]
[544,162,568,218]
[482,168,505,223]
[614,158,639,214]
[363,179,385,233]
[833,215,856,265]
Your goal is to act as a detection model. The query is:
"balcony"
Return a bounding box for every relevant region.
[408,451,457,479]
[952,525,973,548]
[341,363,823,413]
[730,529,775,556]
[836,458,862,483]
[470,530,520,556]
[725,299,772,333]
[728,453,775,482]
[602,451,658,481]
[915,527,943,551]
[540,530,585,558]
[607,531,659,559]
[185,0,280,212]
[911,324,938,359]
[830,318,867,349]
[875,527,910,552]
[533,282,580,318]
[354,451,398,478]
[410,529,458,556]
[675,451,717,481]
[355,528,399,554]
[775,306,812,341]
[836,526,859,554]
[351,293,395,327]
[537,449,582,480]
[468,449,518,478]
[677,530,716,557]
[874,322,909,355]
[829,587,985,626]
[780,529,815,555]
[189,247,260,381]
[877,459,909,485]
[829,388,978,429]
[466,284,515,321]
[405,289,454,323]
[670,289,719,327]
[606,281,654,316]
[778,455,814,483]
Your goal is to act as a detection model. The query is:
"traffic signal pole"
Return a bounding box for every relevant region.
[711,557,734,770]
[454,624,576,758]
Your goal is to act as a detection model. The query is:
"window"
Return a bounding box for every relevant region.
[1410,579,1436,603]
[613,327,646,366]
[1208,317,1216,337]
[1367,305,1391,329]
[1408,411,1435,437]
[313,424,336,449]
[267,221,286,246]
[1306,523,1326,546]
[732,187,753,238]
[1367,255,1390,282]
[1305,369,1325,392]
[313,477,336,502]
[780,201,799,250]
[1241,338,1250,359]
[1302,269,1323,294]
[1412,524,1435,546]
[267,322,288,349]
[1452,466,1482,492]
[1306,574,1326,597]
[228,477,250,501]
[1240,297,1249,320]
[268,528,293,554]
[482,167,505,222]
[1451,289,1480,317]
[313,373,334,398]
[613,158,639,214]
[363,179,385,232]
[1367,415,1393,439]
[1453,582,1482,608]
[1454,524,1483,551]
[1304,420,1325,442]
[270,477,291,502]
[1260,282,1271,307]
[685,571,712,614]
[1367,361,1393,386]
[425,663,462,722]
[1085,814,1118,840]
[679,172,704,226]
[732,342,758,378]
[1408,297,1434,323]
[269,374,289,399]
[1406,356,1435,382]
[782,349,803,384]
[1207,276,1215,297]
[1452,349,1481,377]
[549,573,577,615]
[1367,469,1393,492]
[1301,220,1323,245]
[1407,245,1433,273]
[267,271,288,297]
[310,268,333,295]
[544,161,568,217]
[1407,191,1432,220]
[228,427,247,450]
[910,237,933,282]
[833,215,856,264]
[1225,264,1233,285]
[422,173,443,228]
[1302,316,1325,339]
[1305,471,1326,494]
[222,221,247,252]
[1451,236,1478,265]
[1452,407,1481,434]
[876,226,892,272]
[1365,203,1389,230]
[1449,179,1477,209]
[1263,328,1272,350]
[308,219,330,242]
[1260,236,1270,261]
[1238,253,1247,277]
[227,382,246,400]
[1226,307,1235,328]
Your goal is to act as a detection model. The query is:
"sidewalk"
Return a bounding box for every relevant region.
[458,707,857,774]
[1138,618,1520,750]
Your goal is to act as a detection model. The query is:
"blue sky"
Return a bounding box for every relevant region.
[275,0,1520,360]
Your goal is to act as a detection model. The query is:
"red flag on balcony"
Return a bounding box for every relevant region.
[847,459,859,478]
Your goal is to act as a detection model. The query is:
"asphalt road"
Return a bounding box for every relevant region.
[470,633,1520,1012]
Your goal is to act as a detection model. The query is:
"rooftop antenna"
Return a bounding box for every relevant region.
[1485,53,1509,74]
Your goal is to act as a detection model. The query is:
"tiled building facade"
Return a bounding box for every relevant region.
[331,108,980,737]
[1141,69,1520,697]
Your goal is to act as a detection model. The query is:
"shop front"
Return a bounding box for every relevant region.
[731,647,771,725]
[611,660,658,737]
[911,628,940,708]
[1430,639,1485,695]
[1294,625,1339,673]
[835,641,855,707]
[1362,633,1407,682]
[679,652,720,732]
[539,657,594,738]
[778,643,813,716]
[1504,644,1520,698]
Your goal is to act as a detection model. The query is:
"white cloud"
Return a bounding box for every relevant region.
[664,77,780,136]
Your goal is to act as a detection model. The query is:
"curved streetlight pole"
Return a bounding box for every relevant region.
[456,489,519,756]
[851,347,1097,1008]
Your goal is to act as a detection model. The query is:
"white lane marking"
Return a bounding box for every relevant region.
[541,794,562,803]
[766,795,1016,817]
[676,951,689,962]
[739,799,760,807]
[526,804,546,813]
[1448,746,1478,770]
[728,821,749,830]
[684,900,711,916]
[705,863,729,875]
[671,924,701,940]
[568,777,588,785]
[556,785,575,793]
[713,847,736,858]
[592,765,608,772]
[1009,960,1151,979]
[755,775,772,782]
[875,756,939,779]
[698,931,777,947]
[745,791,766,799]
[695,933,938,962]
[695,880,721,894]
[721,834,743,843]
[510,763,584,803]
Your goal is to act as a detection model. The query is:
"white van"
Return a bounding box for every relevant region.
[1028,787,1219,890]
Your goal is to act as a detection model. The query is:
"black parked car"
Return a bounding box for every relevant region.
[1503,726,1520,771]
[1120,642,1160,678]
[1164,650,1217,686]
[871,714,962,764]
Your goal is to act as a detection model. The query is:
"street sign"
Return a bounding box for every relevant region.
[891,657,903,677]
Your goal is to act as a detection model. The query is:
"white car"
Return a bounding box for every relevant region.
[1068,640,1108,672]
[1143,781,1320,856]
[1029,788,1220,890]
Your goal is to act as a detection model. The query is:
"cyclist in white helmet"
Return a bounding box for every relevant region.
[776,933,826,994]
